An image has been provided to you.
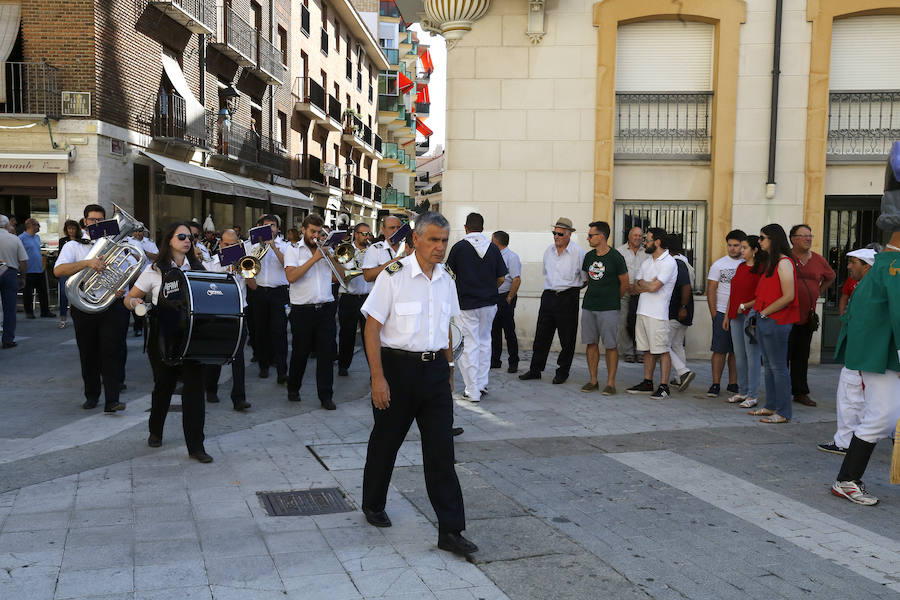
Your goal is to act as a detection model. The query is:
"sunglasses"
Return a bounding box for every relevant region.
[552,231,566,237]
[358,231,372,236]
[176,233,190,241]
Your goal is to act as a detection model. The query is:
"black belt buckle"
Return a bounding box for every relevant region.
[420,351,436,361]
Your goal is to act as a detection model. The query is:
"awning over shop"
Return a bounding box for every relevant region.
[219,171,268,201]
[140,151,233,195]
[257,181,312,209]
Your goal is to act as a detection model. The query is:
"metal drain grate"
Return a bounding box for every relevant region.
[257,488,354,516]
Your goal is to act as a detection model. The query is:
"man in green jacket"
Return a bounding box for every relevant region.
[830,151,900,506]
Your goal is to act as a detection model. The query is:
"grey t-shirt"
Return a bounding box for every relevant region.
[0,229,28,272]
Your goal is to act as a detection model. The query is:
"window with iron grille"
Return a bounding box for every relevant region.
[614,200,707,292]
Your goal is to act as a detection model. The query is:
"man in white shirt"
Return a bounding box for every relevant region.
[617,226,650,363]
[284,213,341,410]
[338,223,373,376]
[251,214,291,382]
[126,228,158,336]
[626,228,678,400]
[705,230,745,397]
[519,217,586,385]
[490,230,521,373]
[362,215,404,281]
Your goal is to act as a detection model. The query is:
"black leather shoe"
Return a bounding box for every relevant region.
[287,392,301,402]
[259,366,269,378]
[338,368,349,376]
[82,398,98,409]
[507,364,518,373]
[41,312,56,318]
[206,394,220,403]
[233,400,251,411]
[452,427,464,436]
[490,361,502,369]
[2,341,17,349]
[120,383,127,391]
[104,402,126,413]
[277,374,287,385]
[552,374,568,384]
[363,507,392,527]
[148,434,162,448]
[321,398,336,411]
[438,532,478,556]
[519,371,540,381]
[189,451,214,463]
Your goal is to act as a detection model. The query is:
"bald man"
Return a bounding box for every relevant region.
[616,227,650,363]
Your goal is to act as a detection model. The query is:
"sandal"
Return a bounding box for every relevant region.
[760,414,790,424]
[726,394,746,404]
[57,320,67,329]
[748,408,774,416]
[739,397,757,408]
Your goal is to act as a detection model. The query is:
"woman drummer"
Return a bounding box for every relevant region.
[123,222,213,463]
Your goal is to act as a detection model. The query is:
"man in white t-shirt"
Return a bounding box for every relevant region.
[705,230,745,398]
[626,228,677,400]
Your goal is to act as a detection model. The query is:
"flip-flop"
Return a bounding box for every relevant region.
[760,414,790,424]
[748,408,774,416]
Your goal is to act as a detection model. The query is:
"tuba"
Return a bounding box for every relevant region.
[66,204,147,314]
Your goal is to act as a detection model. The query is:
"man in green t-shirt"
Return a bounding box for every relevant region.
[581,221,629,394]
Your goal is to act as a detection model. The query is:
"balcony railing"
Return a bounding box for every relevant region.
[383,142,399,160]
[256,35,285,85]
[149,0,215,34]
[384,48,399,65]
[219,5,257,65]
[827,90,900,161]
[0,62,61,118]
[415,140,429,156]
[614,91,712,161]
[362,124,373,146]
[325,162,341,188]
[415,102,430,114]
[150,91,211,148]
[295,153,326,185]
[363,179,372,199]
[378,94,399,112]
[373,185,382,204]
[352,175,364,196]
[374,134,382,154]
[215,120,289,176]
[293,77,326,112]
[328,94,342,123]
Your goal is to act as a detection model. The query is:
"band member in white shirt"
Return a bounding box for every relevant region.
[188,221,212,263]
[360,211,477,557]
[53,204,130,413]
[362,215,404,281]
[202,229,254,411]
[126,228,158,337]
[338,223,373,376]
[519,217,586,384]
[123,222,213,462]
[251,214,291,382]
[284,213,341,410]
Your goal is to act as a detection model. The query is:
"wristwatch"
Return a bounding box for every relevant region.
[739,303,745,312]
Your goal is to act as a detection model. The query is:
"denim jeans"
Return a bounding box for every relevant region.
[755,313,793,419]
[729,314,761,399]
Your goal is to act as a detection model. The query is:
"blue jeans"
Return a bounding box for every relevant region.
[58,276,68,318]
[730,314,761,399]
[755,313,792,420]
[0,268,17,344]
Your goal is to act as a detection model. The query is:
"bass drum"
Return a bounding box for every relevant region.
[156,270,244,366]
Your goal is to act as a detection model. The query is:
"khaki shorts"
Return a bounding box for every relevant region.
[635,314,670,354]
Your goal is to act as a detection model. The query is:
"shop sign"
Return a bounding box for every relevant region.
[0,155,69,173]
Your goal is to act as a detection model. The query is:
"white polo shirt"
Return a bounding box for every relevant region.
[635,250,678,321]
[133,260,192,304]
[361,254,460,353]
[361,240,401,270]
[343,242,373,295]
[542,241,586,291]
[56,238,95,266]
[253,237,290,288]
[284,238,334,305]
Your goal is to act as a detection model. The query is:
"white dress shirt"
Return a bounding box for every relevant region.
[133,260,192,304]
[284,238,334,305]
[205,240,251,309]
[361,254,461,352]
[56,238,95,266]
[361,240,400,269]
[497,246,522,295]
[252,237,290,288]
[617,242,651,285]
[542,241,586,291]
[635,250,678,321]
[342,242,373,295]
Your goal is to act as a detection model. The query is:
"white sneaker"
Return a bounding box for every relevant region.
[726,393,746,404]
[738,397,757,408]
[462,392,480,403]
[831,480,878,506]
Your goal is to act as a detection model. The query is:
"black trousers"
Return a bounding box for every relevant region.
[362,349,465,533]
[245,286,258,356]
[491,294,518,366]
[528,287,580,377]
[23,272,50,316]
[254,285,288,375]
[147,343,206,453]
[288,301,337,400]
[71,303,129,407]
[338,293,368,370]
[788,322,814,396]
[132,312,145,334]
[204,323,248,405]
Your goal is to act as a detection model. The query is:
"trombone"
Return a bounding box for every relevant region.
[316,239,364,290]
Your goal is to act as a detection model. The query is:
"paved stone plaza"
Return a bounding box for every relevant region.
[2,317,900,600]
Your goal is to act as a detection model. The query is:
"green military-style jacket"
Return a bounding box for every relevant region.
[835,250,900,373]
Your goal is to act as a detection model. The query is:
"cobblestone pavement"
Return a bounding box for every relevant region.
[1,317,899,599]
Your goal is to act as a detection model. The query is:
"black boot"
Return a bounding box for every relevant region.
[837,434,877,483]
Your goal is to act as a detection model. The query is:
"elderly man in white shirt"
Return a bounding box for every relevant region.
[617,226,650,363]
[519,217,586,385]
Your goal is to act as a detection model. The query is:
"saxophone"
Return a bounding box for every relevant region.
[65,204,147,313]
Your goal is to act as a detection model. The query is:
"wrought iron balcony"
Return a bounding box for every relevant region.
[328,94,342,124]
[211,4,257,67]
[827,90,900,161]
[325,162,341,188]
[374,134,383,156]
[293,76,326,118]
[254,35,285,86]
[148,0,215,34]
[214,120,289,176]
[363,179,372,199]
[614,92,712,161]
[352,175,365,197]
[0,62,61,118]
[362,124,373,147]
[149,91,212,148]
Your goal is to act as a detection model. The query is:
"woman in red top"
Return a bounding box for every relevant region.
[748,224,799,423]
[723,235,764,407]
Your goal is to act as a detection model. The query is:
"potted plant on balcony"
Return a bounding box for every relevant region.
[343,108,360,133]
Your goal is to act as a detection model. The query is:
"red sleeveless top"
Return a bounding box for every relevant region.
[754,256,800,325]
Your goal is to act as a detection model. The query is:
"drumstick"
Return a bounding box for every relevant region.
[891,418,900,484]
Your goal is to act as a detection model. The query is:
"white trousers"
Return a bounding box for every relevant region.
[854,370,900,444]
[457,305,497,401]
[833,367,866,448]
[668,320,689,377]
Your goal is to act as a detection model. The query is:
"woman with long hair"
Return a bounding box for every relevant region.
[723,235,766,408]
[748,224,799,424]
[56,219,82,329]
[123,222,213,462]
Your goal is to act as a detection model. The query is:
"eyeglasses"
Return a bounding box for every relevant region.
[176,233,190,241]
[552,231,566,237]
[791,234,814,240]
[358,232,372,237]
